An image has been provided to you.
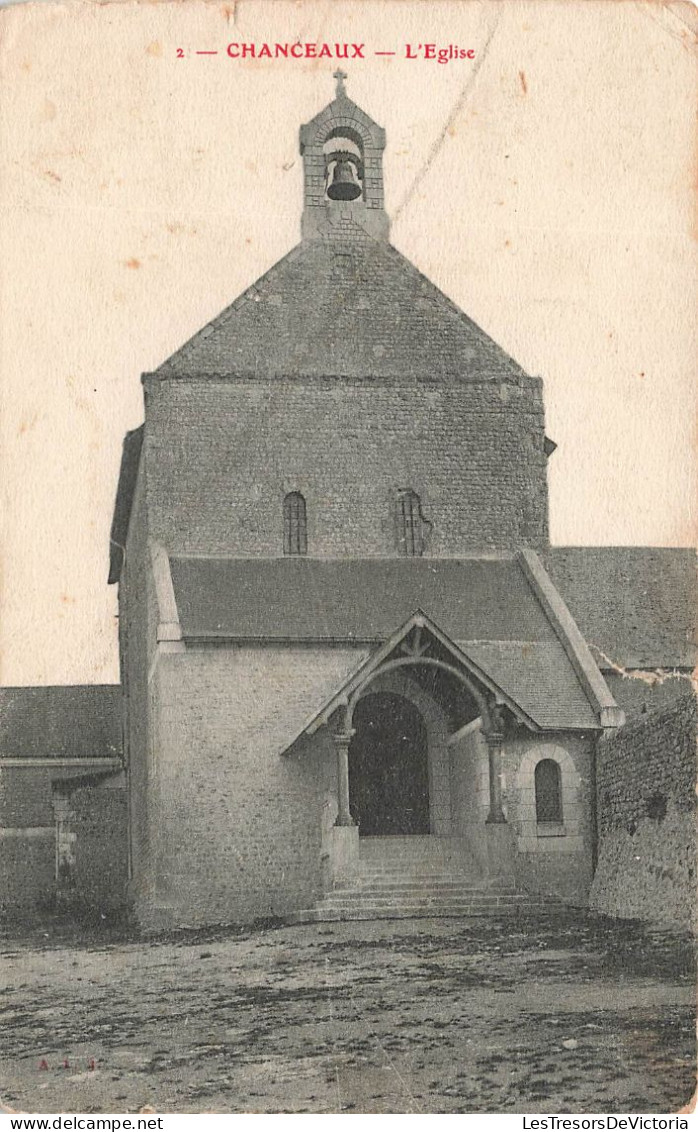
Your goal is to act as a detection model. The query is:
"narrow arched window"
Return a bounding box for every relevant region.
[397,489,425,557]
[283,492,307,556]
[535,759,563,824]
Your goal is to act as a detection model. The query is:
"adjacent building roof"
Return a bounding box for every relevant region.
[153,239,529,383]
[544,547,697,670]
[0,686,122,760]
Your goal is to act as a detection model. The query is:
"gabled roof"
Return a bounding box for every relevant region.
[299,89,385,148]
[0,686,122,760]
[153,239,529,382]
[463,640,600,731]
[544,547,697,670]
[165,553,613,731]
[169,556,554,642]
[288,611,539,751]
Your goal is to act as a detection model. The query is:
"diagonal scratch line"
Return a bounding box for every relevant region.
[393,13,502,224]
[634,0,697,52]
[344,972,424,1113]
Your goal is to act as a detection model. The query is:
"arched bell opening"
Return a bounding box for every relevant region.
[323,131,365,202]
[348,692,429,836]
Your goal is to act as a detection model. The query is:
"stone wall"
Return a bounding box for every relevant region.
[0,766,56,911]
[135,643,367,931]
[55,776,128,916]
[505,733,596,902]
[143,375,548,558]
[603,671,693,722]
[590,692,697,928]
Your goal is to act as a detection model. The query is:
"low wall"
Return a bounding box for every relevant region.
[55,775,128,916]
[590,692,696,929]
[0,765,57,911]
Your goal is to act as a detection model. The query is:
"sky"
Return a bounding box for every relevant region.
[0,0,695,685]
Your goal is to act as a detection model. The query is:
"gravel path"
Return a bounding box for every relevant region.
[0,910,694,1114]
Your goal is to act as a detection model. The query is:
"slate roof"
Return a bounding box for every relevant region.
[0,686,122,760]
[169,557,554,643]
[154,239,529,382]
[544,547,697,670]
[464,641,598,731]
[108,425,144,585]
[168,556,602,731]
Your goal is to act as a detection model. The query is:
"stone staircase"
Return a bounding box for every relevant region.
[289,835,549,924]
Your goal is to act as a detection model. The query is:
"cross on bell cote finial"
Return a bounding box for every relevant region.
[333,69,347,97]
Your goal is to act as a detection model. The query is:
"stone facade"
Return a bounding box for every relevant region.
[102,84,694,932]
[135,646,364,929]
[0,80,686,932]
[143,375,549,559]
[508,734,596,901]
[118,466,157,892]
[590,692,697,928]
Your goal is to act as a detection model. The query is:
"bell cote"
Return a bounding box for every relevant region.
[299,72,390,242]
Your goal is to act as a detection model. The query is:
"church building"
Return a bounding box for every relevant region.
[94,76,693,930]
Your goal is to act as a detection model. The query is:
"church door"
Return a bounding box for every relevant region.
[348,692,430,835]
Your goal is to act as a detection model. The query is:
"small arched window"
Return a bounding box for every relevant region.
[535,759,563,824]
[283,492,307,556]
[396,489,426,557]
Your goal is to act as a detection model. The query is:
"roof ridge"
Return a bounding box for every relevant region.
[154,237,532,380]
[155,242,306,374]
[382,243,528,376]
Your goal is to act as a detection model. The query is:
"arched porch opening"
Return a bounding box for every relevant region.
[348,692,429,836]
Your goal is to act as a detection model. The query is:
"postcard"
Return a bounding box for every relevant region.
[0,0,695,1117]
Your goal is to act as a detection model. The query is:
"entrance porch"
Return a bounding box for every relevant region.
[314,615,519,895]
[282,607,605,919]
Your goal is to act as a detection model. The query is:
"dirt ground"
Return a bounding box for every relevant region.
[0,909,695,1115]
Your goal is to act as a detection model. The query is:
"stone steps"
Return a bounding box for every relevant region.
[354,869,487,878]
[321,891,518,904]
[335,885,508,897]
[288,897,549,925]
[287,836,544,925]
[289,866,545,925]
[318,896,528,911]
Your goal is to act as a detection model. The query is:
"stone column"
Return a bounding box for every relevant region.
[333,730,355,828]
[485,731,506,824]
[483,708,514,879]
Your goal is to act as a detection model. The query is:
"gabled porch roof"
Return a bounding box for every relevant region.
[292,609,538,745]
[282,607,605,757]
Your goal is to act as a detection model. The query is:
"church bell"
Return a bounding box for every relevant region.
[327,159,362,201]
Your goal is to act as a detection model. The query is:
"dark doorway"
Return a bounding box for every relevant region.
[349,692,430,836]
